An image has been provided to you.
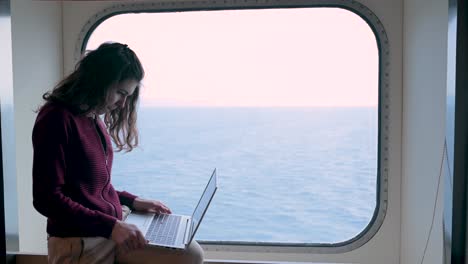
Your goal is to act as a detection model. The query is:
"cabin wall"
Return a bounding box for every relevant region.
[6,0,447,263]
[401,0,447,263]
[8,0,405,262]
[10,0,63,253]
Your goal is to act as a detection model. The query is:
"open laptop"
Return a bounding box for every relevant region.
[125,169,218,249]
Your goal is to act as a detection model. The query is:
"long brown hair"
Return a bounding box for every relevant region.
[42,42,145,152]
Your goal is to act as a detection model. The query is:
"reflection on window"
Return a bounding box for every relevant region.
[86,7,379,244]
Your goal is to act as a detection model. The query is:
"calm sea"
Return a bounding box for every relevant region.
[111,107,378,244]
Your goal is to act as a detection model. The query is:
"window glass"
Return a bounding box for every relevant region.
[86,7,378,244]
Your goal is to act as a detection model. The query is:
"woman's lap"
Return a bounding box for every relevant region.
[48,236,115,264]
[116,240,204,264]
[48,236,204,264]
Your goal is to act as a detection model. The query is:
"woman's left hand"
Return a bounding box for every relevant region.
[132,197,172,214]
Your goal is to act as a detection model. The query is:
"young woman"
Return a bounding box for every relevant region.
[32,42,204,264]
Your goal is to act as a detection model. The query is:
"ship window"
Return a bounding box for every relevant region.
[85,7,380,245]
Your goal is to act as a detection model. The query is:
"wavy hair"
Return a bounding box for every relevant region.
[42,42,145,152]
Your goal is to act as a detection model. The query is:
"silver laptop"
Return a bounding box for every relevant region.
[125,169,218,249]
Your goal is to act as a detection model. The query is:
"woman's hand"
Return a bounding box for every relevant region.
[110,220,147,255]
[132,197,172,214]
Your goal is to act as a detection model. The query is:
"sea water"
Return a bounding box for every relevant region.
[112,107,378,244]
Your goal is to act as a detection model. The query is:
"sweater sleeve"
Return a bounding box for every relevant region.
[32,109,117,238]
[116,190,138,209]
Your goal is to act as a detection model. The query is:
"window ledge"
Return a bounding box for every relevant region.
[205,260,357,264]
[8,252,356,264]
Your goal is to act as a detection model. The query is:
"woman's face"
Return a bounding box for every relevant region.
[96,79,139,115]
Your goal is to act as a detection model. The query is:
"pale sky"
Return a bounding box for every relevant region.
[87,8,378,107]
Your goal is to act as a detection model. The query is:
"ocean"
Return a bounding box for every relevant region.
[111,107,378,244]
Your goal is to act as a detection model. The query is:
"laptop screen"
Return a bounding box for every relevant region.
[189,169,218,242]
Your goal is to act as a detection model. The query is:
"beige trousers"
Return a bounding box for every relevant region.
[47,207,204,264]
[47,237,204,264]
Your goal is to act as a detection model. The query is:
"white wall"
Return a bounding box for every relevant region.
[401,0,447,263]
[10,0,62,253]
[10,0,450,263]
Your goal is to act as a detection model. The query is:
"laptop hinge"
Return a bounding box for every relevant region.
[183,218,191,245]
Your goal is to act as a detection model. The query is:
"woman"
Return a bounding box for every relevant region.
[32,42,204,264]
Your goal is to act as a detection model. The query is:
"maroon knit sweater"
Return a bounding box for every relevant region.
[32,103,137,238]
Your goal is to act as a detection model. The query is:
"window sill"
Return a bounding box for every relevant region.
[8,252,356,264]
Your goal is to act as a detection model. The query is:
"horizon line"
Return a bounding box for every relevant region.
[138,105,378,108]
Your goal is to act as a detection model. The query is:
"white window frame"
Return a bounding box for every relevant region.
[75,0,390,254]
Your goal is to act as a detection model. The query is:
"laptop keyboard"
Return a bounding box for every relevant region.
[147,214,182,245]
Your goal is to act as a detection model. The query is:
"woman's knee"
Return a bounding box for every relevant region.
[187,241,204,264]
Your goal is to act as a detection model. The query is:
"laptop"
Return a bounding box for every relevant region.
[125,169,218,249]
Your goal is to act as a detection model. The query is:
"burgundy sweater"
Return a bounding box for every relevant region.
[32,103,137,238]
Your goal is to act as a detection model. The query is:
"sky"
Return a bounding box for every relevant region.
[87,8,378,107]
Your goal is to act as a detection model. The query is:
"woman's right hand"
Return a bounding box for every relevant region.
[110,220,147,255]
